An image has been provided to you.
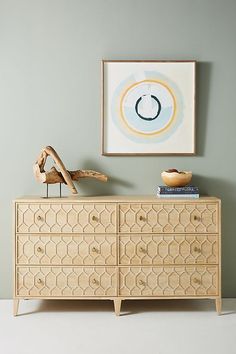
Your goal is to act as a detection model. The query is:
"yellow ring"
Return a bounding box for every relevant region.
[119,79,177,137]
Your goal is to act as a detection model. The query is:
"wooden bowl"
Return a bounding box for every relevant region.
[161,171,192,187]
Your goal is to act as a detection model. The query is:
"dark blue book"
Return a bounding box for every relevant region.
[157,185,199,195]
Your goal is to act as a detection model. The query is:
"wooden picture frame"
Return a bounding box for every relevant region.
[101,60,196,156]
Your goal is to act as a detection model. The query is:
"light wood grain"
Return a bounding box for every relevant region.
[119,203,218,233]
[113,299,122,316]
[16,203,116,234]
[215,298,222,315]
[13,299,19,316]
[119,234,218,265]
[17,234,117,265]
[34,146,108,195]
[15,196,220,203]
[34,146,78,194]
[16,267,117,297]
[119,266,218,297]
[13,196,221,315]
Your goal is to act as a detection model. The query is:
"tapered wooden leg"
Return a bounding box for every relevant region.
[114,299,122,316]
[13,299,19,316]
[215,298,222,315]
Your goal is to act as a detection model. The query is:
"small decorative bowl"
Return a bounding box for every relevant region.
[161,170,192,187]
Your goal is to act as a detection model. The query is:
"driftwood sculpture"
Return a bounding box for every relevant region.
[33,146,108,195]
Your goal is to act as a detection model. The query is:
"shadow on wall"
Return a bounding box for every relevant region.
[196,61,212,156]
[74,159,135,196]
[193,174,236,297]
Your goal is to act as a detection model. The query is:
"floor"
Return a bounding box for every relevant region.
[0,299,236,354]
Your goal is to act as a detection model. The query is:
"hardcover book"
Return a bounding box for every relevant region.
[157,185,199,194]
[157,193,199,199]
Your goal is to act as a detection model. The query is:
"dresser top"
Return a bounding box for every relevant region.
[14,195,221,203]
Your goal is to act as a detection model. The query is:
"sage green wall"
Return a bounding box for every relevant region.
[0,0,235,298]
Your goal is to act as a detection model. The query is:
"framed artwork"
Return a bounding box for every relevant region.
[101,60,196,155]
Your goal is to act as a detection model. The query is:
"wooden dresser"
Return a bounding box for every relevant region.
[13,195,221,316]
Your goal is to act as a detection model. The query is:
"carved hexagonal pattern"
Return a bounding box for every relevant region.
[16,203,116,233]
[119,266,218,296]
[119,203,218,233]
[119,234,218,265]
[16,267,117,297]
[17,234,117,265]
[14,198,220,306]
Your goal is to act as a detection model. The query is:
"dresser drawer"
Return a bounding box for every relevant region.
[119,234,218,265]
[16,203,116,233]
[119,203,218,233]
[119,266,218,296]
[16,267,117,297]
[17,234,117,265]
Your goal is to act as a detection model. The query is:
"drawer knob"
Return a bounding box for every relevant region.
[194,246,201,253]
[92,215,98,222]
[193,278,201,285]
[139,215,146,221]
[139,280,146,286]
[37,215,43,221]
[193,215,200,221]
[92,247,99,253]
[37,246,43,253]
[140,247,147,254]
[37,278,43,284]
[92,279,99,285]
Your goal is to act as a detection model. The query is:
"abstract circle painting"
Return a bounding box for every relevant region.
[102,61,196,155]
[120,79,176,137]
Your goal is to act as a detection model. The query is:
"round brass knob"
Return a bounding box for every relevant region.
[92,215,98,222]
[92,279,98,285]
[140,247,147,254]
[193,215,200,221]
[194,246,201,253]
[139,280,145,286]
[139,215,145,221]
[193,278,201,284]
[92,247,99,253]
[37,278,43,284]
[37,246,43,253]
[37,215,43,221]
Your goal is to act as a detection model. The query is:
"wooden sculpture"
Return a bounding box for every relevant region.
[33,146,108,195]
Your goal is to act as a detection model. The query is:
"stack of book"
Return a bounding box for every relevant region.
[157,185,199,198]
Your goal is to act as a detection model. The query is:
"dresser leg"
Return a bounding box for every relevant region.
[114,299,122,316]
[215,298,221,315]
[13,299,19,316]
